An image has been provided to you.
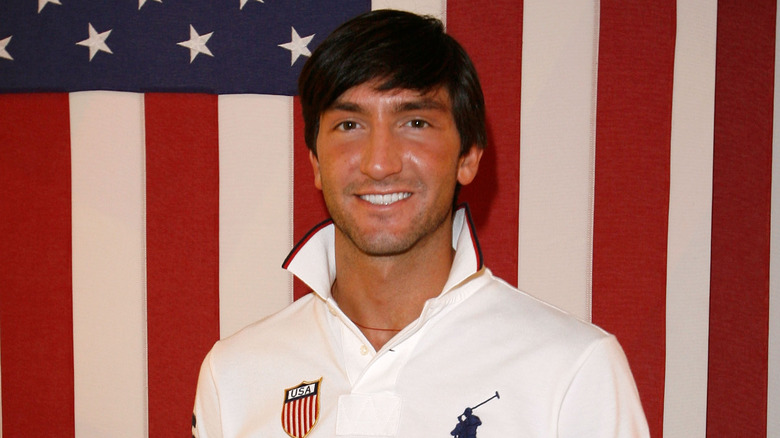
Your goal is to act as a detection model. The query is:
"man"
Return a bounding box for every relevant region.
[193,9,649,437]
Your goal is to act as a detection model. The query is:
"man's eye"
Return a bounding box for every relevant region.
[338,121,358,130]
[406,119,429,128]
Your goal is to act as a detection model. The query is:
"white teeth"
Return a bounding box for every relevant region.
[360,192,411,205]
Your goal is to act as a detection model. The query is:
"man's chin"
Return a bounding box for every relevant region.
[353,236,415,257]
[340,228,418,257]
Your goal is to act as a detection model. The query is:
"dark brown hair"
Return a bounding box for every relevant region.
[298,9,487,157]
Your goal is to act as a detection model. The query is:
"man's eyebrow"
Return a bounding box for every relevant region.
[393,98,448,113]
[327,101,365,114]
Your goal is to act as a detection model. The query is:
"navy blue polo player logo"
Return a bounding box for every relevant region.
[450,391,500,438]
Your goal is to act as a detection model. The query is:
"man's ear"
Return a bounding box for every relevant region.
[309,150,323,190]
[456,145,483,186]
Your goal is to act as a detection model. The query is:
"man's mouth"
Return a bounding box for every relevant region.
[359,192,412,205]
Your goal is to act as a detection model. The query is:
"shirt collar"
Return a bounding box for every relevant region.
[282,204,483,300]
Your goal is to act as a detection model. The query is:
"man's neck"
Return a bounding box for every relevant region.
[331,219,455,351]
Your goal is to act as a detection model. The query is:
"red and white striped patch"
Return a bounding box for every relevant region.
[281,379,322,438]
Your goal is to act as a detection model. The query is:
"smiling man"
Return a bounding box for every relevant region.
[193,10,649,438]
[310,82,482,351]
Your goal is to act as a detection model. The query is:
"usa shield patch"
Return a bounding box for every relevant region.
[282,378,322,438]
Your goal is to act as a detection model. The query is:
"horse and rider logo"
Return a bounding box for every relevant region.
[281,378,322,438]
[450,391,500,438]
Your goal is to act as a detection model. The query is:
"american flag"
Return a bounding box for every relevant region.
[0,1,777,437]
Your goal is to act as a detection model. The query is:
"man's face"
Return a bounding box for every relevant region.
[309,81,482,257]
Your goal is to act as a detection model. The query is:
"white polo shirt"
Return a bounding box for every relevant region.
[193,207,649,438]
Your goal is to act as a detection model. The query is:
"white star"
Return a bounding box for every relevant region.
[278,27,314,66]
[0,36,12,61]
[239,0,263,10]
[38,0,61,13]
[76,23,113,61]
[177,25,214,63]
[138,0,162,10]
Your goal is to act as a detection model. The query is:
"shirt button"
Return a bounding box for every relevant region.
[359,345,369,356]
[328,306,337,316]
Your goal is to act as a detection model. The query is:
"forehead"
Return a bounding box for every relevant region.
[327,82,453,113]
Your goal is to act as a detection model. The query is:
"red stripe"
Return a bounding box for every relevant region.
[302,396,308,434]
[0,94,75,437]
[592,3,675,436]
[294,399,301,437]
[708,2,775,435]
[308,395,314,429]
[145,94,221,437]
[448,0,522,286]
[288,400,295,436]
[283,403,290,432]
[303,396,309,435]
[291,400,297,436]
[293,97,330,300]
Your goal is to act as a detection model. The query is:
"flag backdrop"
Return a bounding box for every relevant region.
[0,0,778,437]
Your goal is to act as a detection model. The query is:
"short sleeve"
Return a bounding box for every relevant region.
[558,336,650,437]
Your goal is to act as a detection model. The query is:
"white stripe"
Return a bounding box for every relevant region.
[768,0,780,434]
[518,0,599,321]
[371,0,446,20]
[663,1,717,436]
[70,91,148,438]
[218,95,295,338]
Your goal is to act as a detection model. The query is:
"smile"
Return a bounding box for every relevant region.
[359,192,412,205]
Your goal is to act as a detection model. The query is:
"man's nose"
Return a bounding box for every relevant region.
[360,126,402,180]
